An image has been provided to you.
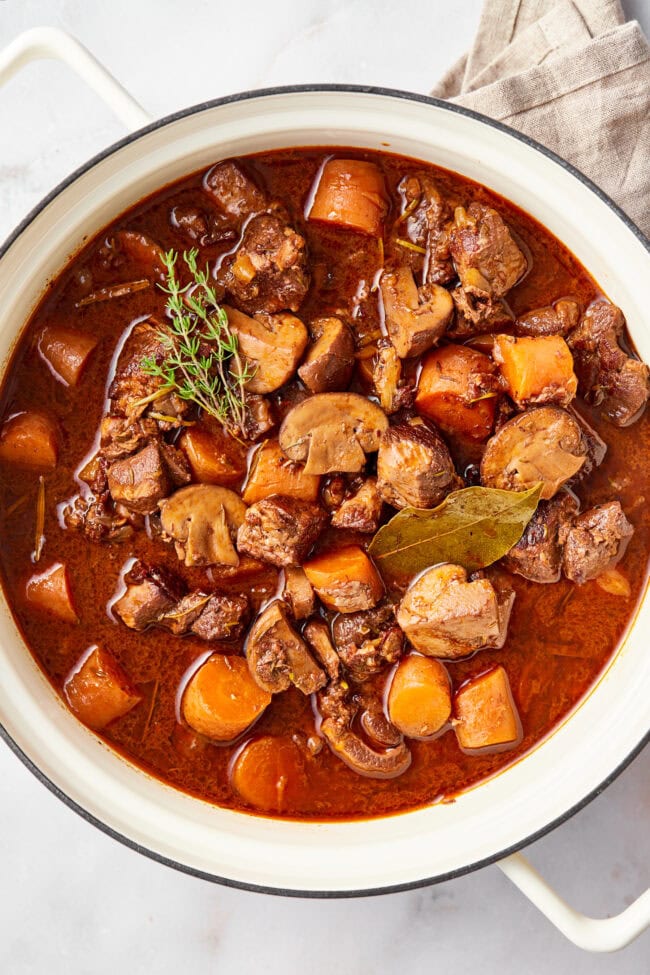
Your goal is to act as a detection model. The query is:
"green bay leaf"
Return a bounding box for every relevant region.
[369,483,543,582]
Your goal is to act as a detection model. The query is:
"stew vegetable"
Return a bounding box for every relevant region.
[1,147,648,819]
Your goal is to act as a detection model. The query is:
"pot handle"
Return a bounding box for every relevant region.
[498,852,650,951]
[0,26,151,131]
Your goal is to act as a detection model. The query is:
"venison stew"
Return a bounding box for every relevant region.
[1,148,648,820]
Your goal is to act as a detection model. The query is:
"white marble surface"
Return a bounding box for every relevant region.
[1,1,649,971]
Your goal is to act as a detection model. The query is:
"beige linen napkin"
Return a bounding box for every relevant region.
[432,0,650,236]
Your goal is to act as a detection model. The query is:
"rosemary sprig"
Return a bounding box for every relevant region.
[141,249,253,436]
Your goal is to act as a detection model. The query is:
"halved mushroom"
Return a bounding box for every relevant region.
[397,564,514,659]
[297,317,355,393]
[225,305,308,394]
[282,566,316,620]
[317,680,411,779]
[159,484,246,567]
[279,392,389,475]
[480,406,587,500]
[380,266,453,359]
[246,600,326,695]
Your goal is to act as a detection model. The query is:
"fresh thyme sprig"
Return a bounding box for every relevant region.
[141,249,253,436]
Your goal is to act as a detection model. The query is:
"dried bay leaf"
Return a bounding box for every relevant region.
[369,483,542,581]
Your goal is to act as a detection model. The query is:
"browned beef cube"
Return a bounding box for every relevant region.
[377,418,461,510]
[113,561,183,630]
[515,299,580,337]
[568,300,649,426]
[236,495,327,567]
[108,322,165,417]
[107,442,171,514]
[503,493,579,583]
[191,593,250,640]
[221,214,309,314]
[202,160,267,221]
[448,203,528,301]
[331,478,382,533]
[562,501,634,584]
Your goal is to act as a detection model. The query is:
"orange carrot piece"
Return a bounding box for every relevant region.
[64,646,141,730]
[243,439,320,504]
[493,334,577,407]
[182,654,271,742]
[25,563,79,623]
[453,665,521,752]
[415,344,497,441]
[180,419,248,488]
[0,412,58,470]
[388,655,451,739]
[309,159,387,236]
[230,735,306,812]
[38,326,98,386]
[303,545,384,612]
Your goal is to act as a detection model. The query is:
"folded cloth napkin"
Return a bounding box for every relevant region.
[432,0,650,236]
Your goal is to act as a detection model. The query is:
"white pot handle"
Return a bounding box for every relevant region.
[499,852,650,951]
[0,26,151,131]
[1,25,648,955]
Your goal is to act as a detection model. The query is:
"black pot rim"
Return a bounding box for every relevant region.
[1,82,648,899]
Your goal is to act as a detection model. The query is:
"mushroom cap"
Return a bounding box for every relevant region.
[279,392,389,475]
[159,484,247,567]
[225,306,308,394]
[480,406,586,500]
[245,600,326,695]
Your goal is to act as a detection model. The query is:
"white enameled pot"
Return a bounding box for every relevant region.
[0,27,648,952]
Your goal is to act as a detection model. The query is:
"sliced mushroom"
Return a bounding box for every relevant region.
[380,266,453,359]
[159,484,246,567]
[282,566,316,620]
[302,619,341,680]
[480,406,587,500]
[279,392,389,475]
[225,305,308,394]
[317,680,411,779]
[397,564,514,659]
[298,317,355,393]
[246,600,326,695]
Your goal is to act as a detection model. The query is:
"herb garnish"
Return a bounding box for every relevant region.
[141,249,253,437]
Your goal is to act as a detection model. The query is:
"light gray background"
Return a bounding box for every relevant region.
[1,2,649,972]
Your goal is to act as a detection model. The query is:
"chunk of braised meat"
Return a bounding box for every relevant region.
[297,317,355,394]
[63,495,134,543]
[302,619,340,679]
[515,298,580,337]
[107,442,172,515]
[397,564,514,658]
[562,501,634,584]
[202,160,268,222]
[371,339,414,414]
[331,478,382,533]
[113,561,183,630]
[246,601,326,695]
[317,680,411,779]
[377,417,461,509]
[236,495,327,567]
[502,492,580,583]
[169,203,236,247]
[189,593,250,641]
[108,321,166,417]
[331,602,404,681]
[397,174,455,284]
[449,286,514,336]
[567,300,649,426]
[99,416,160,462]
[449,204,528,301]
[220,214,309,314]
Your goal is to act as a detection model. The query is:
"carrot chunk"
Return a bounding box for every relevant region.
[180,419,248,488]
[493,334,577,408]
[25,562,79,623]
[309,159,388,236]
[230,735,306,812]
[415,344,497,441]
[243,438,320,504]
[388,655,451,739]
[64,646,141,730]
[0,412,58,470]
[303,545,384,612]
[38,326,97,386]
[453,665,521,752]
[182,654,271,742]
